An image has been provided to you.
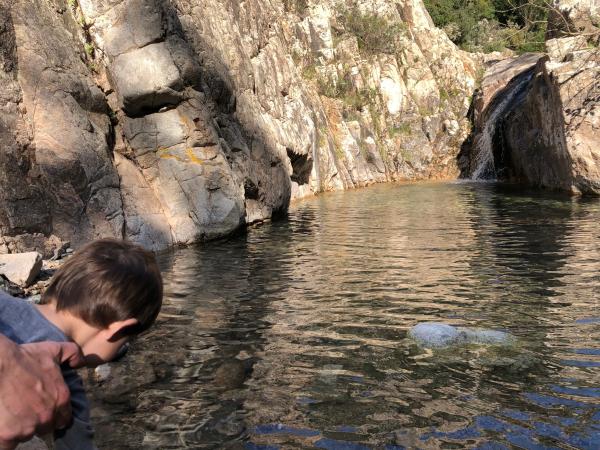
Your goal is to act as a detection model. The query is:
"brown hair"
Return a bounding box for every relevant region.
[43,239,163,335]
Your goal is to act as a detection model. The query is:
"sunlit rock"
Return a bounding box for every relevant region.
[409,322,513,348]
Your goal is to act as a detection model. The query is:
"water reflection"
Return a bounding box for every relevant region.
[87,182,600,449]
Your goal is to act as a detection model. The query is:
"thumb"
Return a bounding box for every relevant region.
[55,342,86,369]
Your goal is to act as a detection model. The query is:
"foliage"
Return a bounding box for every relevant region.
[84,42,94,58]
[317,75,352,99]
[390,123,412,137]
[317,75,376,111]
[336,7,405,55]
[423,0,549,53]
[283,0,309,15]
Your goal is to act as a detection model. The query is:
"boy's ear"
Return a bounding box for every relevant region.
[106,318,139,341]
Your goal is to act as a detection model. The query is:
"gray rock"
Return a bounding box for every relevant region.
[409,322,462,347]
[15,437,49,450]
[0,252,43,287]
[110,43,183,115]
[122,109,188,157]
[85,0,164,58]
[408,322,513,348]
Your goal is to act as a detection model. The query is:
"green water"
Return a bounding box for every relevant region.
[88,182,600,449]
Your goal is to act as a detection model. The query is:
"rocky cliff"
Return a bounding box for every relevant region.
[462,0,600,194]
[0,0,477,253]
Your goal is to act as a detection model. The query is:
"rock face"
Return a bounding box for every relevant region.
[0,0,477,251]
[462,0,600,194]
[503,51,600,194]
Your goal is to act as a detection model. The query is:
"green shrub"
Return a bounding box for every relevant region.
[423,0,549,53]
[390,123,412,137]
[317,76,352,99]
[336,6,405,55]
[84,42,94,58]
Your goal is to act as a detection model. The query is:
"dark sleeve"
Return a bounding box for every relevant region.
[54,368,97,450]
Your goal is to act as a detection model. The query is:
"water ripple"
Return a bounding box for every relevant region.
[87,183,600,449]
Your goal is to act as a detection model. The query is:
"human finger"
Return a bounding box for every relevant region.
[30,341,86,369]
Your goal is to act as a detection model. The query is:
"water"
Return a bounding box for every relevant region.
[86,182,600,449]
[471,74,533,180]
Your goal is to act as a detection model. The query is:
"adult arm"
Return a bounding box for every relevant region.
[0,336,84,450]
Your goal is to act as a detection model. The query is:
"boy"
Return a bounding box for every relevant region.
[0,239,163,450]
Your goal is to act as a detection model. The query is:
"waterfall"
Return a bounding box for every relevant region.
[471,73,534,180]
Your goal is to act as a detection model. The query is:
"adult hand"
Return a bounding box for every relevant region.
[0,336,84,449]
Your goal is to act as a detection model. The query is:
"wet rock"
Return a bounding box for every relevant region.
[408,322,513,348]
[214,357,257,390]
[409,322,461,347]
[0,252,42,286]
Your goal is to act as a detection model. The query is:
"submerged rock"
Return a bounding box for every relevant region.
[408,322,513,348]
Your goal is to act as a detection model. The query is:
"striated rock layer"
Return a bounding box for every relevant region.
[0,0,477,252]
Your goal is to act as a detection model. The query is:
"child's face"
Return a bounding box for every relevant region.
[81,332,130,367]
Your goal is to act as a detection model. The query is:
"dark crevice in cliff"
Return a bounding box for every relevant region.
[286,147,311,185]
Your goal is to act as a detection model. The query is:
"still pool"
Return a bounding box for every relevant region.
[88,182,600,449]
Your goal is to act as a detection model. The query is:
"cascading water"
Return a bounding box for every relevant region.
[471,73,534,180]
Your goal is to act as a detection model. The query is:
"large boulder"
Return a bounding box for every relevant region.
[502,50,600,194]
[0,251,42,286]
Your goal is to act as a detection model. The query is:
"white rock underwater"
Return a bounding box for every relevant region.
[408,322,514,348]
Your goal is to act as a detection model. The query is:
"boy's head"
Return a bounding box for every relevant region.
[42,239,163,366]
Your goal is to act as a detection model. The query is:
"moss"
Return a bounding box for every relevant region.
[334,142,345,159]
[369,108,382,138]
[318,76,352,99]
[390,123,412,137]
[418,105,435,117]
[67,0,77,8]
[439,87,449,102]
[301,63,318,81]
[341,87,378,111]
[84,42,94,58]
[399,146,417,164]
